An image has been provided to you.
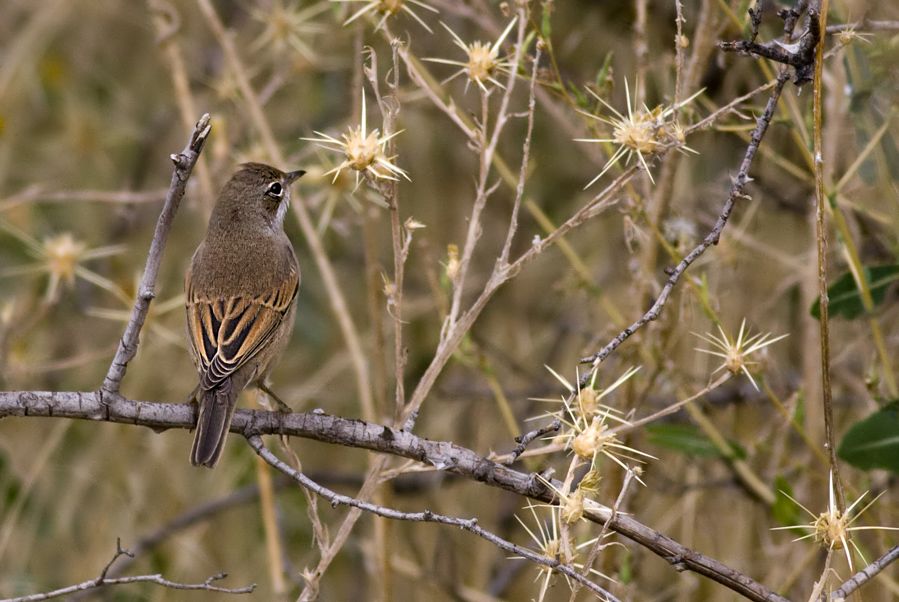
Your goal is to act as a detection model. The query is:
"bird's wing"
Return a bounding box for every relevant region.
[186,271,298,391]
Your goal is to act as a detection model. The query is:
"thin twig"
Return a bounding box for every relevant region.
[1,538,253,602]
[100,113,210,397]
[503,419,560,466]
[93,481,280,583]
[246,435,620,602]
[369,49,409,421]
[829,545,899,600]
[569,470,636,602]
[578,74,790,380]
[446,12,527,334]
[810,0,844,511]
[498,41,541,267]
[633,0,648,105]
[826,19,899,33]
[673,0,686,106]
[0,188,169,212]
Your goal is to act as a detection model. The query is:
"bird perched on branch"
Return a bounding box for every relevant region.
[185,162,304,468]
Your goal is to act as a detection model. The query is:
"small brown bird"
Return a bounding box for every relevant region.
[185,162,304,468]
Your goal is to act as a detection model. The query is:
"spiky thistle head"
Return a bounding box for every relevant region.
[575,80,703,187]
[423,18,517,92]
[693,319,788,391]
[302,89,409,189]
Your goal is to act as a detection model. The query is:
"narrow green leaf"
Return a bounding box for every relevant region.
[810,264,899,320]
[618,549,632,584]
[837,401,899,473]
[594,52,614,95]
[792,393,805,427]
[647,424,718,457]
[771,476,803,528]
[540,4,552,40]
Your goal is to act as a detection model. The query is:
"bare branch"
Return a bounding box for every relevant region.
[247,435,620,601]
[100,113,210,397]
[502,419,561,466]
[829,545,899,600]
[498,40,541,268]
[1,538,253,602]
[579,74,790,377]
[719,8,820,83]
[810,0,845,511]
[826,19,899,33]
[0,188,168,212]
[1,391,788,602]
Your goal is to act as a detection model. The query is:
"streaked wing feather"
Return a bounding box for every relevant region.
[186,271,298,391]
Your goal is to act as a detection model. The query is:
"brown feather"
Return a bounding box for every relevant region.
[185,162,302,468]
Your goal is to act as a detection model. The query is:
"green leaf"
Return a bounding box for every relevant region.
[792,392,805,427]
[837,401,899,473]
[646,424,719,457]
[567,81,588,110]
[0,448,21,506]
[810,264,899,320]
[540,3,552,40]
[771,475,803,528]
[594,52,614,94]
[618,549,632,584]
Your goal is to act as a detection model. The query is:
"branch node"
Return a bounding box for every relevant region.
[719,6,820,83]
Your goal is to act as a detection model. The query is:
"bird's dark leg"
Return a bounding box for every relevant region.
[258,382,293,413]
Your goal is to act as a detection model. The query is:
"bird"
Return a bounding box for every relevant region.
[185,162,304,468]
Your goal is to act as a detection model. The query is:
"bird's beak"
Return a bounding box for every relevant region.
[285,170,306,185]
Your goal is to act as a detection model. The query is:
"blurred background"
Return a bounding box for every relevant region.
[1,0,897,600]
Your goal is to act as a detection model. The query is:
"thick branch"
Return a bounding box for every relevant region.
[1,391,788,602]
[100,113,210,397]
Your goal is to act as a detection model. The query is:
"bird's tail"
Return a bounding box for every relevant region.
[190,381,239,468]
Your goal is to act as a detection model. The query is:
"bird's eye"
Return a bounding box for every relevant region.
[266,182,283,198]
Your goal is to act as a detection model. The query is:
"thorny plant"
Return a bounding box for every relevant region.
[1,1,898,601]
[335,0,439,33]
[576,79,703,186]
[513,502,617,601]
[424,17,518,92]
[302,88,409,188]
[693,319,789,392]
[773,471,899,574]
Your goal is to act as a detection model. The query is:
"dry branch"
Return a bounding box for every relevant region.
[829,544,899,601]
[579,74,790,377]
[247,435,620,601]
[1,391,790,602]
[99,113,211,397]
[0,538,253,602]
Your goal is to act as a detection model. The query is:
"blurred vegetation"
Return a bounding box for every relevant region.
[1,0,898,600]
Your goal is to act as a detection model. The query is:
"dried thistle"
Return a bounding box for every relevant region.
[772,472,899,571]
[250,0,330,62]
[334,0,438,33]
[423,18,517,93]
[576,79,702,186]
[693,318,788,391]
[0,222,126,303]
[302,89,409,188]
